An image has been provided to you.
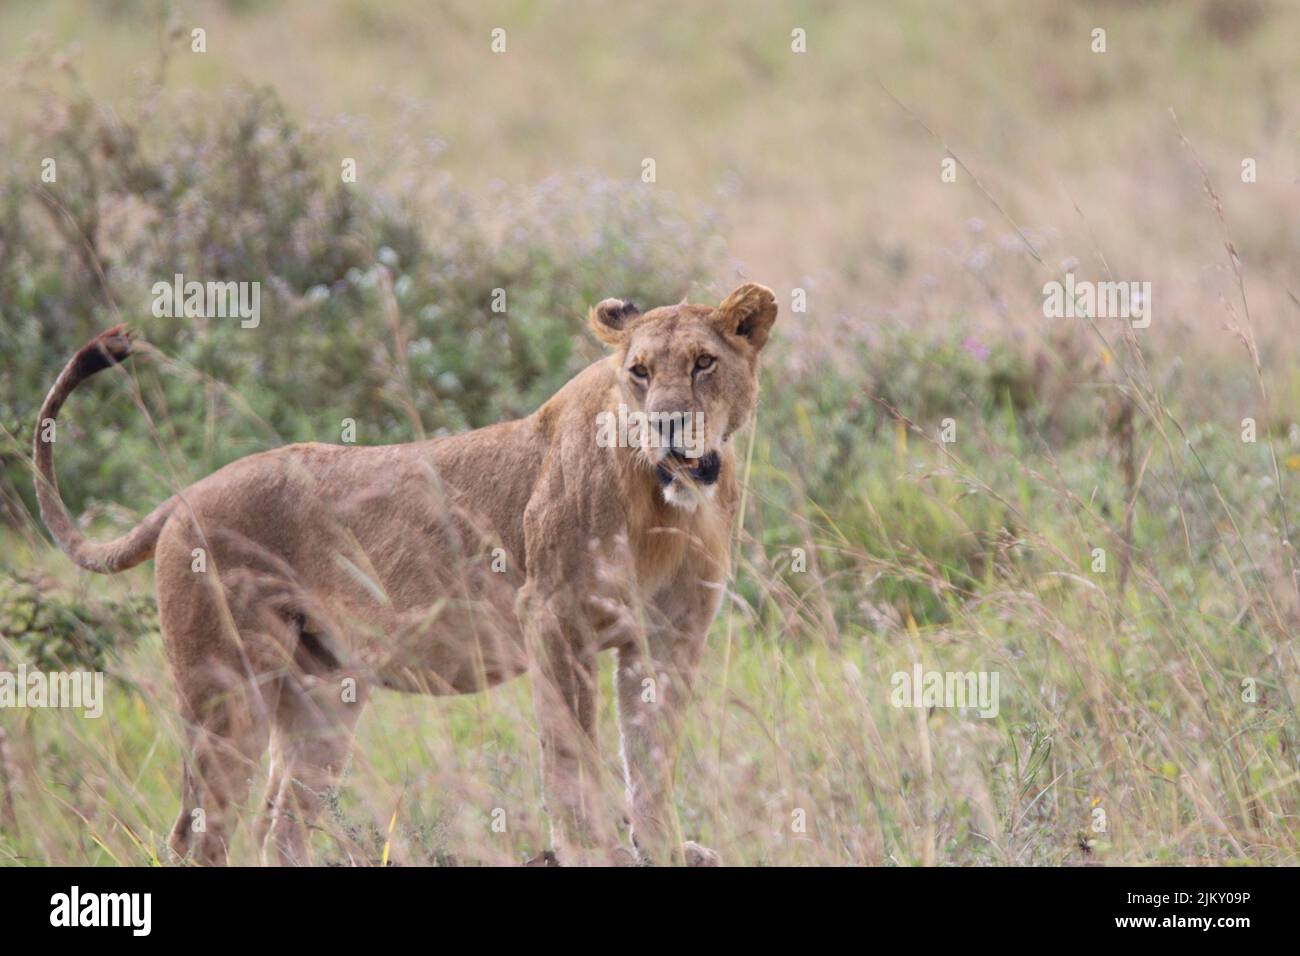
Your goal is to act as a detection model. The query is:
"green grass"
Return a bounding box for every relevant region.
[4,388,1298,866]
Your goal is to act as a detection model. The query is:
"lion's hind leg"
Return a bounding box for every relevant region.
[158,520,321,865]
[160,564,285,865]
[253,608,369,866]
[259,666,368,865]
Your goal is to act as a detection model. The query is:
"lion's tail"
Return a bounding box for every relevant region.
[33,325,175,574]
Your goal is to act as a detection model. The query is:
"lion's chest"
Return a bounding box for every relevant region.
[631,523,691,596]
[627,494,728,598]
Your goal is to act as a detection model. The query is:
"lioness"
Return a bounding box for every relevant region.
[34,282,777,866]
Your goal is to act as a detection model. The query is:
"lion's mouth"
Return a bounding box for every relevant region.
[656,449,721,488]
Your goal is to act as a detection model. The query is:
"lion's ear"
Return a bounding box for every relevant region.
[715,283,777,352]
[589,298,640,347]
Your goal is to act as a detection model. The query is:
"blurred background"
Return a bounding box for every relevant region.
[0,0,1298,866]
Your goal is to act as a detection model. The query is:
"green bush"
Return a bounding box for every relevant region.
[0,62,717,526]
[0,573,156,673]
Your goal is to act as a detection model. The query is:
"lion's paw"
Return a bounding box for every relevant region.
[525,845,644,867]
[682,841,721,867]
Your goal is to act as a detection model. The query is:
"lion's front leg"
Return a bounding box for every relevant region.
[615,642,699,864]
[615,576,721,866]
[520,583,617,864]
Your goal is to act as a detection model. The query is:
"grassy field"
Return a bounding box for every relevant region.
[2,0,1299,865]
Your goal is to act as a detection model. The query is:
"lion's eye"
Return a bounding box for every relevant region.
[629,364,649,380]
[695,355,716,372]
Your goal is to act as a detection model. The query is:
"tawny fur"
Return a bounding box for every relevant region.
[33,283,778,866]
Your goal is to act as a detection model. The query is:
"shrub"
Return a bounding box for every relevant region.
[0,58,717,528]
[0,573,156,673]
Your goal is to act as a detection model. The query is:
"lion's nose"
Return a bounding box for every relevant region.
[647,400,696,452]
[655,413,683,451]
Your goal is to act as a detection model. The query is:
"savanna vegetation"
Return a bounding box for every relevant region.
[1,0,1297,865]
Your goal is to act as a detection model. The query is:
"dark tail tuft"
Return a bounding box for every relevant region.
[71,325,135,379]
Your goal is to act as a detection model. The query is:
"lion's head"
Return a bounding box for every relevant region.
[590,282,777,509]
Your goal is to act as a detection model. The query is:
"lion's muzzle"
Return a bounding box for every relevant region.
[656,449,721,488]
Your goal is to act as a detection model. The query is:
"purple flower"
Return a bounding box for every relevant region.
[962,337,990,362]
